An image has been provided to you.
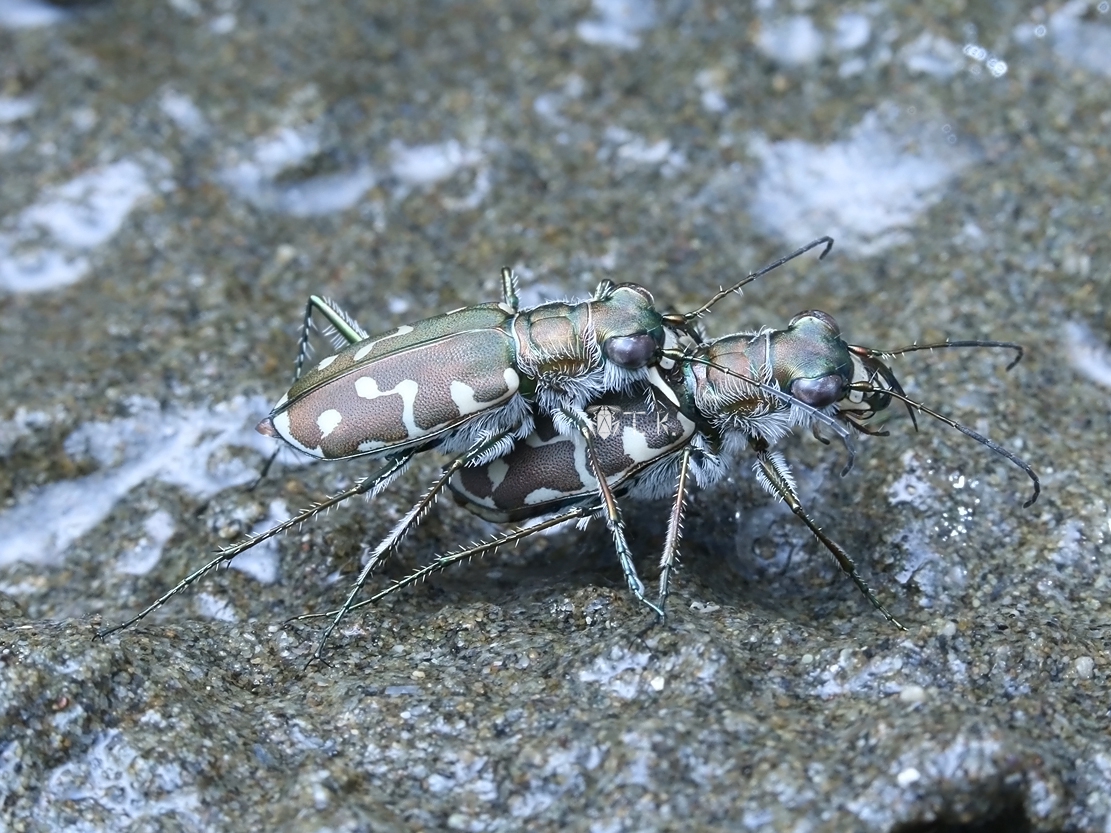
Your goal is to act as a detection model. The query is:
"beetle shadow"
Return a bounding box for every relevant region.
[275,450,902,638]
[668,464,904,632]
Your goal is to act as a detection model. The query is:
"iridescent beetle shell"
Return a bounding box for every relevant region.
[441,307,1035,638]
[451,381,696,523]
[264,305,521,459]
[259,281,671,461]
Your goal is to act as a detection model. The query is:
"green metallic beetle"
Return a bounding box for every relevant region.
[98,239,835,657]
[314,310,1040,633]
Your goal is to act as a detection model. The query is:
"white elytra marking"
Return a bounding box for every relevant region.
[272,411,322,457]
[503,366,520,391]
[354,376,421,437]
[316,355,337,371]
[484,458,510,494]
[316,408,343,438]
[619,409,696,464]
[353,325,415,362]
[646,366,680,407]
[450,380,485,416]
[524,487,567,506]
[621,425,657,463]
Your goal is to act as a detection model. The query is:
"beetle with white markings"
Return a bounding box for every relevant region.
[308,309,1040,632]
[99,239,836,661]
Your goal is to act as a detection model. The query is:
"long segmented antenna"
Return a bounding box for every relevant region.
[666,349,858,476]
[872,340,1024,372]
[671,236,835,324]
[849,340,1026,433]
[846,382,1040,508]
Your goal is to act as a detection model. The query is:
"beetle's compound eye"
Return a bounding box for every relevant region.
[788,310,841,335]
[790,374,844,408]
[604,332,659,368]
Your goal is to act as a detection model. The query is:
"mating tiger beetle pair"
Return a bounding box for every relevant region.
[98,237,1040,664]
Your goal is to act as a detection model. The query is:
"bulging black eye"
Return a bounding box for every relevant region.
[790,374,844,408]
[604,333,658,368]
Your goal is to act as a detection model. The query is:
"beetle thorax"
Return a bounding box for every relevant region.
[691,333,807,452]
[513,303,600,380]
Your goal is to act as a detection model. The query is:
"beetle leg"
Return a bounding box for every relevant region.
[252,295,370,490]
[752,445,905,630]
[311,430,518,665]
[500,267,519,312]
[307,294,368,350]
[560,407,664,620]
[96,452,415,639]
[592,278,616,300]
[291,506,595,623]
[656,445,692,618]
[295,295,368,383]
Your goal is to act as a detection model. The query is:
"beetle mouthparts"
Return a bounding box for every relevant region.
[256,417,279,438]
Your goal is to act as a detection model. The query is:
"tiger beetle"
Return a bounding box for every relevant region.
[98,238,836,662]
[302,309,1039,631]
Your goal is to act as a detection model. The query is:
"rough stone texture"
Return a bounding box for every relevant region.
[1,2,1108,831]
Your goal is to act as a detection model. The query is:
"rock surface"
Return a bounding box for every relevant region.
[1,1,1108,831]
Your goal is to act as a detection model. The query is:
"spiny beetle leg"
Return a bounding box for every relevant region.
[96,452,414,639]
[630,449,694,646]
[308,430,519,667]
[753,447,905,630]
[500,267,519,312]
[561,406,663,620]
[292,295,367,390]
[308,294,369,347]
[290,507,594,624]
[252,295,369,492]
[656,445,693,617]
[592,278,616,300]
[96,549,236,640]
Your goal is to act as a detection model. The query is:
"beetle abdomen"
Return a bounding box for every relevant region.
[451,388,695,522]
[272,329,519,459]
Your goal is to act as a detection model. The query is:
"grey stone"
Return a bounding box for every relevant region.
[1,2,1107,831]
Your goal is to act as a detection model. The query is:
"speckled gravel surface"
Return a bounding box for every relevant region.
[1,2,1109,831]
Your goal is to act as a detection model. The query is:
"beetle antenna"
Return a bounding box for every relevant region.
[673,236,834,323]
[846,383,1039,507]
[863,340,1024,372]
